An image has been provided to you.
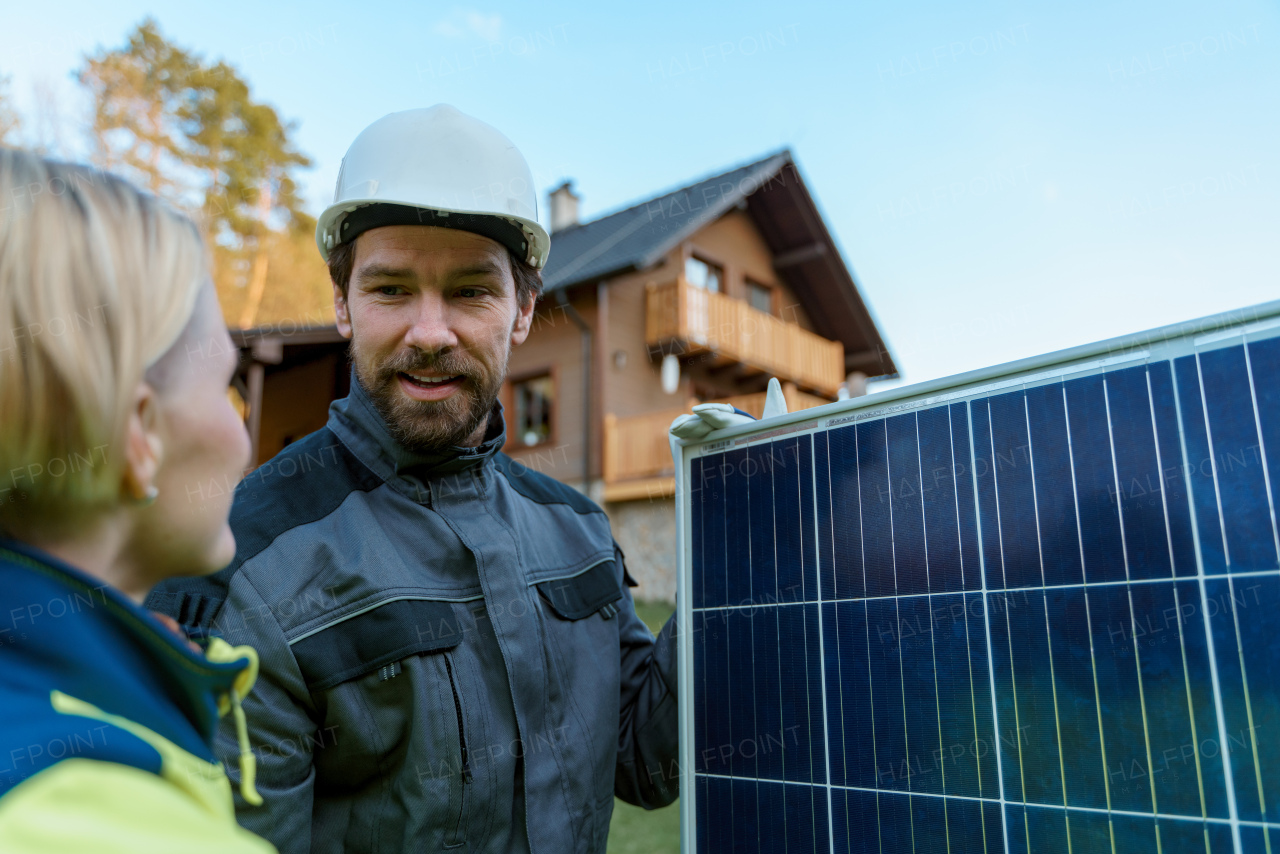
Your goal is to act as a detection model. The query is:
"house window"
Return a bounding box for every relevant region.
[684,255,722,292]
[746,279,774,315]
[512,373,554,447]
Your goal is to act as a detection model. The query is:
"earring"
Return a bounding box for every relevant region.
[134,485,159,507]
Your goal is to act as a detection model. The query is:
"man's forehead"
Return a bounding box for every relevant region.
[353,224,509,271]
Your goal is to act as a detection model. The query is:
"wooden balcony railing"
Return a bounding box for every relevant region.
[602,384,834,501]
[645,276,845,397]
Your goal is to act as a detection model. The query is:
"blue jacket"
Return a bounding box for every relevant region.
[0,538,275,853]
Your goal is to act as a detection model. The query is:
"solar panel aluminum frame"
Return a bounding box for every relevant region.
[674,298,1280,853]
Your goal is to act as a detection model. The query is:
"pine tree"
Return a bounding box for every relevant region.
[76,19,318,329]
[78,18,197,198]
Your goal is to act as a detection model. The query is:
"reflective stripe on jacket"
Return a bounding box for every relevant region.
[147,375,680,854]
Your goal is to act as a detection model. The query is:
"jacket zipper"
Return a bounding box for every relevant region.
[442,655,472,784]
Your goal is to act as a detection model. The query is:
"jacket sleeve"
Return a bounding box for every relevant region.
[612,545,680,808]
[211,572,320,854]
[0,758,277,854]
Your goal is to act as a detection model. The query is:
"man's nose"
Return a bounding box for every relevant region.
[404,292,459,352]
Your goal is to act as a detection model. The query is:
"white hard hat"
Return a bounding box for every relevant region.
[316,105,550,269]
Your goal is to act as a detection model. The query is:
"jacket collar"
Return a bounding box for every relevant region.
[327,369,507,492]
[0,537,250,757]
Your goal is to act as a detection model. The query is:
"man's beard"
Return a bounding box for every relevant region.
[352,341,507,454]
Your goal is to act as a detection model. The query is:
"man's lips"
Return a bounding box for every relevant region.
[397,372,466,401]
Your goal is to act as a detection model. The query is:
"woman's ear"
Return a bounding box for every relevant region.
[120,381,164,503]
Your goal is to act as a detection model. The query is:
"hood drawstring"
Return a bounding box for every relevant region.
[228,687,263,806]
[205,638,264,807]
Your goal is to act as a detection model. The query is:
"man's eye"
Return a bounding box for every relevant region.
[378,286,404,296]
[457,287,480,298]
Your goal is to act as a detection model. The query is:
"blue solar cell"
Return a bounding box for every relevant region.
[899,594,944,796]
[783,782,829,852]
[918,406,966,594]
[943,796,988,851]
[1065,374,1129,584]
[728,608,758,780]
[1232,574,1280,823]
[825,426,867,601]
[887,414,930,596]
[1044,587,1108,811]
[1026,382,1085,588]
[1109,812,1160,849]
[779,604,825,784]
[1205,575,1266,825]
[873,790,912,851]
[866,597,909,793]
[910,792,950,851]
[1172,579,1231,820]
[1200,346,1279,573]
[830,787,879,854]
[695,775,710,852]
[1175,354,1230,575]
[823,601,875,789]
[857,419,897,597]
[732,776,761,853]
[754,779,786,854]
[1249,337,1280,528]
[1106,365,1176,581]
[994,588,1065,807]
[1127,581,1205,817]
[950,403,985,593]
[1149,361,1199,577]
[933,593,983,800]
[685,308,1280,851]
[971,401,1006,592]
[694,609,708,769]
[1087,584,1155,815]
[752,605,785,782]
[988,390,1043,590]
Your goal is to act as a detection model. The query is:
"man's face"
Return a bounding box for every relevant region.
[335,225,534,452]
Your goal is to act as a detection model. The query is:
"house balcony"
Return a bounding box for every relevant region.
[601,385,832,502]
[645,276,846,398]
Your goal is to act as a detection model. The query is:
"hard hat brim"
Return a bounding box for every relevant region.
[317,200,550,270]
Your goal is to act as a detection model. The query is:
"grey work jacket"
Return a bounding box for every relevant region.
[147,378,679,854]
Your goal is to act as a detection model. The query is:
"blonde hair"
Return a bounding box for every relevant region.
[0,150,206,518]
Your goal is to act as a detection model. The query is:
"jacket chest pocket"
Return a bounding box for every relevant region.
[534,559,624,621]
[290,599,473,848]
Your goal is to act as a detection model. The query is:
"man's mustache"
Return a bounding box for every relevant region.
[377,349,479,379]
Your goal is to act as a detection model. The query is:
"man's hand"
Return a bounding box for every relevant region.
[667,378,789,440]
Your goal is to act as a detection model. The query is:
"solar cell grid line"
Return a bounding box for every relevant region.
[677,300,1280,853]
[969,399,1013,854]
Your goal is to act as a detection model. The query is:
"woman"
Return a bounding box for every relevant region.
[0,149,275,853]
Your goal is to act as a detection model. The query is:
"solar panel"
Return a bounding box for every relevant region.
[675,301,1280,853]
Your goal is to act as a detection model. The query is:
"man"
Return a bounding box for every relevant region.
[148,105,678,854]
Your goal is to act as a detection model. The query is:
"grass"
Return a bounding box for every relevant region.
[607,599,680,854]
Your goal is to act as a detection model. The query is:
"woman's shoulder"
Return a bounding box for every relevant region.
[0,754,276,853]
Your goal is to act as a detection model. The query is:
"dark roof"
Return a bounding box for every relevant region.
[542,151,791,292]
[540,150,898,379]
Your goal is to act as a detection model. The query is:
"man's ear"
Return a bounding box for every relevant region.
[334,282,353,339]
[121,381,163,503]
[510,291,536,347]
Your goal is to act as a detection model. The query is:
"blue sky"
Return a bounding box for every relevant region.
[4,0,1278,390]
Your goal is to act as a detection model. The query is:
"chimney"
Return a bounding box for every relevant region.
[548,181,580,233]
